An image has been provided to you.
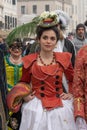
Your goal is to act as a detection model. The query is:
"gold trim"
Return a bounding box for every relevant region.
[74,97,83,111]
[77,99,80,111]
[74,97,83,101]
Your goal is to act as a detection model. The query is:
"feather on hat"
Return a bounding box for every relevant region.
[54,10,70,29]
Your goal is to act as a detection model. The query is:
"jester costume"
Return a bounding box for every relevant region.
[7,52,77,130]
[73,45,87,127]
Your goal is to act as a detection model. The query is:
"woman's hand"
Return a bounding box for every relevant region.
[23,91,35,102]
[60,92,73,100]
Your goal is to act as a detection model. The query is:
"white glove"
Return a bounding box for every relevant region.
[76,117,87,130]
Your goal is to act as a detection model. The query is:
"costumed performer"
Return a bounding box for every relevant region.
[73,45,87,130]
[7,11,77,130]
[4,40,23,130]
[19,11,77,130]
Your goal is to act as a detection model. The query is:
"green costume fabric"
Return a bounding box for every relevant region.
[4,55,22,91]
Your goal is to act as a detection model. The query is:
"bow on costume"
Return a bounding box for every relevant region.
[6,82,31,113]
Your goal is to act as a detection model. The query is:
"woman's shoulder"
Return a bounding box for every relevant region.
[55,52,71,59]
[76,45,87,61]
[22,53,37,59]
[22,53,38,68]
[78,45,87,54]
[54,52,72,69]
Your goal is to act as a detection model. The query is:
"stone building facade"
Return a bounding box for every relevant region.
[0,0,17,30]
[17,0,72,32]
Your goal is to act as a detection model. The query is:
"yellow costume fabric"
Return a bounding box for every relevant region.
[4,55,22,91]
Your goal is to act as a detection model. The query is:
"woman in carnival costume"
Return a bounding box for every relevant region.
[4,40,23,91]
[7,11,77,130]
[4,40,23,130]
[29,10,76,67]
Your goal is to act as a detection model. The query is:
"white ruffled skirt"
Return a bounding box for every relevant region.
[19,97,77,130]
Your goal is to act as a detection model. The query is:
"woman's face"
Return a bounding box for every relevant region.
[38,30,57,52]
[9,45,22,57]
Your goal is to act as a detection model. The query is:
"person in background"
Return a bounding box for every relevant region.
[54,28,75,67]
[0,48,8,130]
[72,23,87,54]
[84,20,87,38]
[54,10,76,67]
[73,45,87,130]
[4,40,23,130]
[6,11,77,130]
[84,20,87,27]
[22,39,35,56]
[0,36,8,56]
[5,40,23,91]
[67,32,74,41]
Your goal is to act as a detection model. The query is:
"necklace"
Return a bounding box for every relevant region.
[10,55,22,65]
[39,52,55,66]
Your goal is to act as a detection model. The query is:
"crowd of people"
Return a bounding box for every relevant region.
[0,10,87,130]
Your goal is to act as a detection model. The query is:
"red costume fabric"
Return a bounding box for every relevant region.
[20,52,73,110]
[73,45,87,123]
[6,82,31,113]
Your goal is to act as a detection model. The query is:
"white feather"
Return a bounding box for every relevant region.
[54,10,70,27]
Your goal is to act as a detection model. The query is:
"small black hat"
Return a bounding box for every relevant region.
[84,20,87,26]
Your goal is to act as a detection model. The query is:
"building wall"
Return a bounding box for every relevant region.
[0,0,17,30]
[0,0,4,28]
[17,0,72,33]
[71,0,79,32]
[2,0,87,32]
[17,0,62,17]
[83,0,87,22]
[71,0,87,32]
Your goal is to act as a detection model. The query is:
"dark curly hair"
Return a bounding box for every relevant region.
[36,25,60,42]
[76,23,86,32]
